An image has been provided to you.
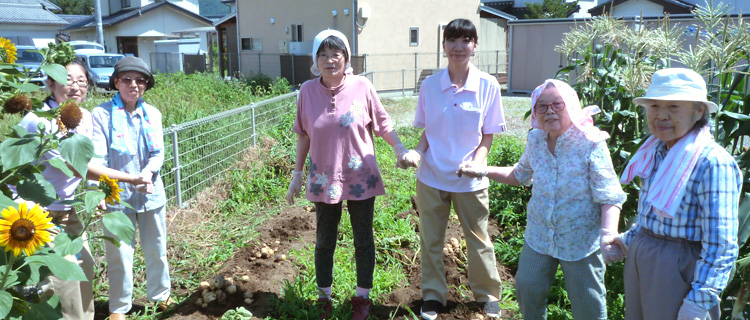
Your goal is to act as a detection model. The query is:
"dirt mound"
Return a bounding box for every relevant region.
[164,204,515,320]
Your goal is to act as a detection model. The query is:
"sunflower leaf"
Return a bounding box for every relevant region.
[52,233,83,257]
[47,157,74,178]
[23,295,62,319]
[58,133,93,182]
[97,236,121,248]
[84,191,105,214]
[0,136,40,170]
[16,172,56,207]
[0,291,12,318]
[24,255,86,281]
[102,211,135,244]
[40,64,66,85]
[0,194,17,211]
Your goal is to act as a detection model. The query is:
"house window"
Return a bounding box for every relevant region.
[409,27,419,46]
[121,0,130,8]
[241,37,262,51]
[291,24,303,42]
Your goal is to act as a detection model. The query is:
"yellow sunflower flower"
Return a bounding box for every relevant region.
[99,175,123,205]
[0,37,17,64]
[0,203,54,257]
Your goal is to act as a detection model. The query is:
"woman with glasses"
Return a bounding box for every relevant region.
[458,79,627,319]
[17,57,152,320]
[91,56,171,320]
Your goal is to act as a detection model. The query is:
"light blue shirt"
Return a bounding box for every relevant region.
[91,101,166,212]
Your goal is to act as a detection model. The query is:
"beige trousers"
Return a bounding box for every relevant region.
[416,180,502,305]
[42,209,95,320]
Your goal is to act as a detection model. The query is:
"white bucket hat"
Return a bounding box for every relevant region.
[633,68,718,113]
[310,29,352,76]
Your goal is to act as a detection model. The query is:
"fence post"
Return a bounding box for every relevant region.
[171,124,182,207]
[402,69,405,96]
[251,104,257,147]
[496,50,500,74]
[258,54,261,73]
[414,52,418,93]
[291,54,295,85]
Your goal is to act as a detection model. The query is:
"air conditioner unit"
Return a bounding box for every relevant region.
[279,40,289,54]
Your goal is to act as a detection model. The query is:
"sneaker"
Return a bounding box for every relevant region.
[420,300,441,320]
[351,296,372,320]
[317,298,333,320]
[484,300,501,318]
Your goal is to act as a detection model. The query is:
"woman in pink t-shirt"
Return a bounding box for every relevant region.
[286,30,419,320]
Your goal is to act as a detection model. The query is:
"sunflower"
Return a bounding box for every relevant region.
[0,203,54,257]
[99,175,123,205]
[59,100,82,130]
[0,37,17,64]
[3,94,32,114]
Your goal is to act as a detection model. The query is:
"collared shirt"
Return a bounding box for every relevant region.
[292,75,392,204]
[91,100,166,212]
[623,140,741,311]
[514,127,627,261]
[414,64,506,192]
[18,99,93,211]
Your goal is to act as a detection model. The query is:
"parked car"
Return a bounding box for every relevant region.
[68,40,105,54]
[76,53,125,89]
[15,45,46,84]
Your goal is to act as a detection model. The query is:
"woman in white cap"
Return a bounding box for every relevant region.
[286,29,420,320]
[604,68,741,320]
[91,56,171,320]
[459,79,626,319]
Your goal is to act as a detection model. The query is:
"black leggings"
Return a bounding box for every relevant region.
[314,197,375,289]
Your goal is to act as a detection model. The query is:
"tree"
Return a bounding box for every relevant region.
[49,0,95,15]
[525,0,578,19]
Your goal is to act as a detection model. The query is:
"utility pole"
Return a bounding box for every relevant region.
[95,0,104,46]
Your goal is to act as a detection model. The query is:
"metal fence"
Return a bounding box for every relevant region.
[159,91,298,208]
[150,52,208,74]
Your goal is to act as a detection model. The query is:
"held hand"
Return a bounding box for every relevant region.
[398,150,422,169]
[677,299,708,320]
[96,199,107,213]
[286,170,304,205]
[600,229,627,264]
[457,161,487,179]
[135,171,155,194]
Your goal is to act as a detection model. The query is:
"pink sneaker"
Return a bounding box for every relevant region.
[317,298,332,319]
[351,296,372,320]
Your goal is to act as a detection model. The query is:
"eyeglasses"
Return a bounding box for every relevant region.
[66,79,88,87]
[318,51,345,61]
[119,76,148,87]
[534,101,565,114]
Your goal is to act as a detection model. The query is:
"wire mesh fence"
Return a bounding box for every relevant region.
[159,91,298,208]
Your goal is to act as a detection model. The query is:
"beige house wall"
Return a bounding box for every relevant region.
[235,0,487,81]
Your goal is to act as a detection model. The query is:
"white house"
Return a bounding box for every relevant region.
[62,0,212,70]
[0,0,67,47]
[590,0,750,17]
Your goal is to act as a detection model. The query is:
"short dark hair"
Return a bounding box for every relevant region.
[48,57,91,85]
[316,36,349,63]
[693,101,710,129]
[443,19,478,44]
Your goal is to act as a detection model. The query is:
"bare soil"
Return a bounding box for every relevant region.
[140,200,516,320]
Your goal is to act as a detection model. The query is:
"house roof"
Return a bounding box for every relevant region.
[1,0,60,11]
[0,2,67,25]
[589,0,695,16]
[58,14,91,25]
[63,1,212,31]
[480,3,517,20]
[213,12,236,27]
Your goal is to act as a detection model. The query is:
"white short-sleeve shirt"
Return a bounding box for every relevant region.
[414,65,506,192]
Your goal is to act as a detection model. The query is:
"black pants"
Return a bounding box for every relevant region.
[314,197,375,289]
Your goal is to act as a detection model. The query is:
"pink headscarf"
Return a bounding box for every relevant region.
[530,79,609,142]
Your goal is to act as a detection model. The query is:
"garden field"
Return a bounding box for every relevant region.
[85,86,545,320]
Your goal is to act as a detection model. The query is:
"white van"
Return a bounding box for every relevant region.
[76,53,125,89]
[68,41,105,54]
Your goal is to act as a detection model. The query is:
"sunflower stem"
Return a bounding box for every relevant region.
[0,252,16,290]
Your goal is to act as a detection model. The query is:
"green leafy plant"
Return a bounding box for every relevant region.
[0,39,135,319]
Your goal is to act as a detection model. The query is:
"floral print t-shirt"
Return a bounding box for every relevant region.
[514,126,627,261]
[293,75,393,204]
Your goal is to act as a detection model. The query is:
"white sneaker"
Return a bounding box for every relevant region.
[484,301,501,318]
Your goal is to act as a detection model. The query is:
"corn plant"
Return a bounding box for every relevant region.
[555,1,750,318]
